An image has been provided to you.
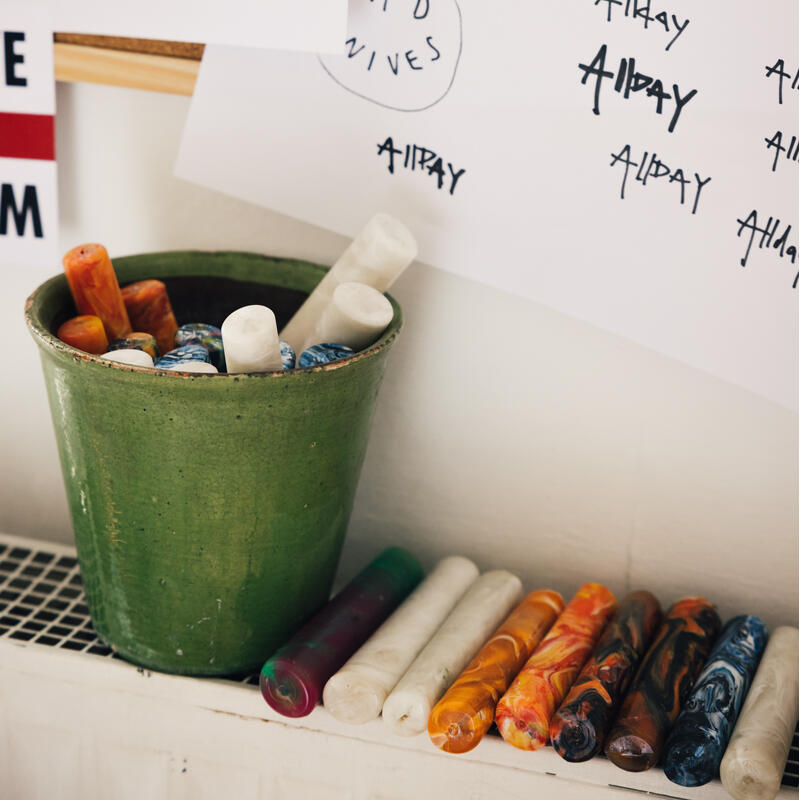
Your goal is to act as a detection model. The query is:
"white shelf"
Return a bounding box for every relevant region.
[0,533,796,800]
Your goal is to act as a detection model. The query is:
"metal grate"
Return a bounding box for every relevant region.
[0,536,796,785]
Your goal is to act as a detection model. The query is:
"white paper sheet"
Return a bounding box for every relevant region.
[49,0,347,53]
[1,3,59,270]
[176,0,799,409]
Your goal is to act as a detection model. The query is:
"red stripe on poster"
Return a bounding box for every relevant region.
[0,112,55,161]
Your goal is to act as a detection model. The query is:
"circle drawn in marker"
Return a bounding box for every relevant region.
[318,0,462,113]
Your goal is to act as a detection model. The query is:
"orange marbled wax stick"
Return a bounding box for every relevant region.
[62,244,132,340]
[56,314,109,354]
[428,589,565,754]
[495,583,618,751]
[120,279,178,356]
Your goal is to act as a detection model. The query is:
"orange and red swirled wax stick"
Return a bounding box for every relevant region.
[56,315,109,355]
[428,589,564,754]
[604,596,721,772]
[121,279,179,357]
[495,583,618,751]
[62,244,131,340]
[550,590,662,762]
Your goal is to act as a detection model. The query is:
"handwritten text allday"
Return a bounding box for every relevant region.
[609,144,710,213]
[593,0,689,51]
[377,136,466,195]
[578,44,697,132]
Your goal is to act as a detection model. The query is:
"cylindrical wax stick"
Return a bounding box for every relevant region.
[260,547,423,718]
[280,213,416,354]
[162,362,219,374]
[604,597,721,772]
[428,589,565,754]
[496,583,618,751]
[174,323,225,370]
[720,626,799,800]
[221,305,283,373]
[101,349,154,368]
[382,570,523,737]
[62,243,132,340]
[302,281,394,354]
[120,279,179,357]
[550,590,662,762]
[57,314,109,354]
[108,332,159,360]
[156,345,210,368]
[322,556,479,725]
[663,614,768,787]
[298,343,354,368]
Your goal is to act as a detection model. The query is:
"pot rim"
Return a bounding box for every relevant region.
[24,250,403,380]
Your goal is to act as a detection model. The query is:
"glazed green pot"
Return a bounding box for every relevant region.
[24,251,402,676]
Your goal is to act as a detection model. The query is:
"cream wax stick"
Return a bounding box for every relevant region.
[382,570,523,737]
[323,556,479,725]
[101,349,154,368]
[221,305,283,373]
[280,213,416,354]
[720,626,798,800]
[302,282,394,354]
[162,362,219,374]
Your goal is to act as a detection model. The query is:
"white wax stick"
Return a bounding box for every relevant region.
[101,349,154,368]
[163,362,219,374]
[382,570,523,737]
[280,213,416,354]
[323,556,479,725]
[221,305,283,373]
[302,281,394,354]
[720,626,799,800]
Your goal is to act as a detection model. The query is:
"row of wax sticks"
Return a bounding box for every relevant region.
[259,548,799,800]
[55,213,418,372]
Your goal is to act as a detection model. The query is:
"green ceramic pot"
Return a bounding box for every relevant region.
[25,250,402,676]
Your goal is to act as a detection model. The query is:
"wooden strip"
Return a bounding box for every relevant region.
[54,33,204,61]
[54,42,199,96]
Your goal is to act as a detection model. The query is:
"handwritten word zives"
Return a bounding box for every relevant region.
[578,44,697,132]
[609,144,710,213]
[765,131,799,172]
[593,0,689,51]
[377,137,466,195]
[765,59,799,105]
[736,210,797,286]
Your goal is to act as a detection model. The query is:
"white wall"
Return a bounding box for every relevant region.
[1,80,796,629]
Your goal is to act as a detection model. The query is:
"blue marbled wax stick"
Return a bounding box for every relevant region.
[175,323,226,371]
[156,344,210,368]
[663,614,768,787]
[298,343,354,368]
[280,340,296,370]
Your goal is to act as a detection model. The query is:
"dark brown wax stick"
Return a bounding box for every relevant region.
[604,596,721,772]
[550,590,662,762]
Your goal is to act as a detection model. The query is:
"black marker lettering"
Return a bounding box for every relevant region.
[669,84,697,132]
[426,36,441,61]
[405,50,422,70]
[376,137,402,174]
[3,32,26,87]
[666,16,689,50]
[609,143,637,199]
[0,184,42,237]
[578,44,614,116]
[447,163,466,195]
[692,174,711,214]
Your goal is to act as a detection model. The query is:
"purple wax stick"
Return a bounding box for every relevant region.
[260,547,424,717]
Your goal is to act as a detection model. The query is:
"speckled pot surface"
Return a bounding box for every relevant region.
[24,251,402,676]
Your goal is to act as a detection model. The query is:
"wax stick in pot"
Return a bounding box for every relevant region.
[221,305,283,373]
[108,332,159,360]
[604,597,721,772]
[496,583,618,751]
[101,349,154,368]
[720,626,798,800]
[322,556,479,725]
[62,244,131,339]
[121,279,178,356]
[550,590,662,762]
[260,547,423,718]
[280,213,416,354]
[382,570,523,737]
[428,589,564,754]
[663,614,768,787]
[302,282,394,354]
[57,315,109,354]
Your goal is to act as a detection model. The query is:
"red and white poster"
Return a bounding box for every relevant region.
[0,3,57,269]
